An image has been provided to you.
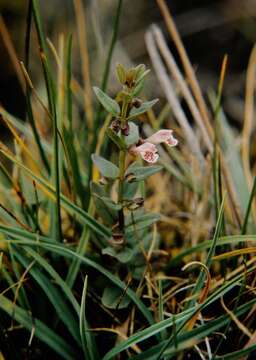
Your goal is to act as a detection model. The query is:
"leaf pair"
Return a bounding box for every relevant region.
[93,87,158,118]
[91,155,163,182]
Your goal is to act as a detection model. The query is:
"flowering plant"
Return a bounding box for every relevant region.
[92,64,178,262]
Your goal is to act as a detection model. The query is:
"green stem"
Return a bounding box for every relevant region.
[117,100,129,233]
[118,148,125,230]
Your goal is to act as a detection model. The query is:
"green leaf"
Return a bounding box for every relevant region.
[123,181,139,199]
[94,195,121,211]
[124,122,139,146]
[32,0,61,242]
[79,276,98,360]
[116,63,126,84]
[134,64,146,81]
[102,246,134,263]
[186,196,225,310]
[241,176,256,234]
[102,285,131,309]
[132,78,145,97]
[0,293,77,360]
[125,163,163,182]
[24,247,80,314]
[0,125,110,241]
[0,227,154,326]
[13,249,81,346]
[93,87,120,116]
[126,213,161,234]
[102,271,256,360]
[215,344,256,360]
[62,126,86,208]
[135,66,150,83]
[209,91,250,215]
[131,298,256,359]
[168,234,256,268]
[91,182,118,225]
[92,154,119,179]
[128,99,158,119]
[25,0,50,174]
[106,127,125,149]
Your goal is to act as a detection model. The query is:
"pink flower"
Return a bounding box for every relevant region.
[146,130,178,147]
[130,142,159,163]
[130,129,178,164]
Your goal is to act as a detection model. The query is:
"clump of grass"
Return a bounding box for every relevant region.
[0,0,255,359]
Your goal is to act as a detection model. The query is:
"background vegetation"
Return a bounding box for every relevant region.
[0,0,255,359]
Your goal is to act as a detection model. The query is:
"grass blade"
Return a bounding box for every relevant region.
[0,294,78,359]
[0,226,154,326]
[0,146,110,239]
[241,176,256,234]
[13,248,81,346]
[31,0,62,241]
[24,0,50,174]
[79,276,99,360]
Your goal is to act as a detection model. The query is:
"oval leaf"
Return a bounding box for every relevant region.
[116,63,126,84]
[125,163,163,182]
[106,128,126,149]
[128,99,158,118]
[102,246,134,263]
[124,122,139,146]
[93,87,120,116]
[92,154,119,179]
[126,213,161,234]
[94,194,122,211]
[102,286,131,309]
[132,78,145,97]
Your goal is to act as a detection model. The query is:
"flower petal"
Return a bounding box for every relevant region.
[146,130,173,145]
[129,142,159,163]
[165,135,178,147]
[135,142,158,153]
[141,151,159,163]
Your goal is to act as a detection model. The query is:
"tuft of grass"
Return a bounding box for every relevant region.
[0,0,255,359]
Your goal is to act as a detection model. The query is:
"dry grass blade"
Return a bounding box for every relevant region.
[1,1,256,358]
[0,15,25,92]
[156,0,214,141]
[90,327,141,354]
[221,297,253,339]
[242,330,256,360]
[242,45,256,220]
[20,61,52,120]
[145,29,204,165]
[0,113,42,173]
[151,24,212,153]
[182,261,211,331]
[213,249,256,260]
[152,2,244,226]
[73,0,93,129]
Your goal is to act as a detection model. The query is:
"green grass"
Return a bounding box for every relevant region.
[0,0,255,359]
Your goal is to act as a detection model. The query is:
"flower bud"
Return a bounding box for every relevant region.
[125,68,136,88]
[132,98,142,108]
[121,122,130,136]
[110,119,121,133]
[99,177,108,185]
[125,173,136,183]
[127,197,144,210]
[109,230,125,249]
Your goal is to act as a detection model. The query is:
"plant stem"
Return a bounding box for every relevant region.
[118,147,125,230]
[117,99,129,233]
